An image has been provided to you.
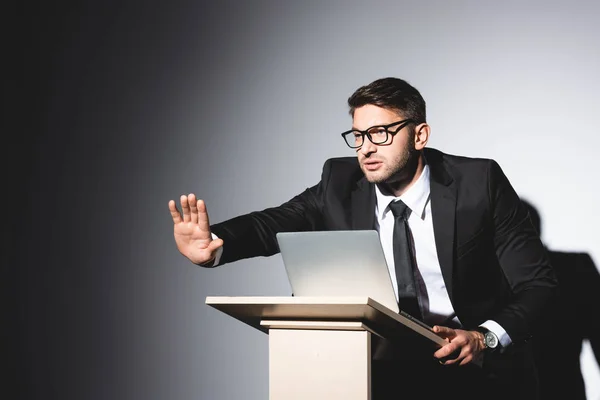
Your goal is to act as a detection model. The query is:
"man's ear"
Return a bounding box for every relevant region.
[414,123,430,150]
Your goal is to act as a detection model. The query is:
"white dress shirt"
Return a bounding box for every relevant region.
[375,163,511,347]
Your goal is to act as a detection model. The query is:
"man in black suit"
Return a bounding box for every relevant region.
[522,199,600,400]
[168,77,557,399]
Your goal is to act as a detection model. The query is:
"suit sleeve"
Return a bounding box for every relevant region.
[209,162,336,266]
[488,160,558,344]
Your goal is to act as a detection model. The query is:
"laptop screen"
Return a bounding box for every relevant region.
[276,230,399,313]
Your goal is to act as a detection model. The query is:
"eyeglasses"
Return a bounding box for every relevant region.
[341,119,415,149]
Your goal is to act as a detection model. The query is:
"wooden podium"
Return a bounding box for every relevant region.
[206,296,446,400]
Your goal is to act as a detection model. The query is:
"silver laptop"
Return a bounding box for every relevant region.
[275,230,399,313]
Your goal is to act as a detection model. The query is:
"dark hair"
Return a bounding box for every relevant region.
[347,77,426,123]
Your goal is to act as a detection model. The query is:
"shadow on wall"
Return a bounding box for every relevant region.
[522,199,600,400]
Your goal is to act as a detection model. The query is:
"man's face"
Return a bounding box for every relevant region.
[353,104,417,184]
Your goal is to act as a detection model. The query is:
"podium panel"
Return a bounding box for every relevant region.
[206,296,445,400]
[269,329,371,400]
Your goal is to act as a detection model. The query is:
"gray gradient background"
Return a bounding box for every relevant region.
[11,1,600,399]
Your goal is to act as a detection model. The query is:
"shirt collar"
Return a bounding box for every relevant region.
[375,163,431,221]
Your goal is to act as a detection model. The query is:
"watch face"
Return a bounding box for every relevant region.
[485,332,499,348]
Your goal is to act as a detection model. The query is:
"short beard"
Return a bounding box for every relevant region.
[365,138,419,187]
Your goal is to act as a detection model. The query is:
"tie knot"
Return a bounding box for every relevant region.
[389,200,411,220]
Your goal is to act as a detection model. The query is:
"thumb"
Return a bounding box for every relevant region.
[207,238,224,253]
[433,325,455,338]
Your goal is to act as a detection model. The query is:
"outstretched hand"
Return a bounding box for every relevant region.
[168,193,224,266]
[432,325,486,366]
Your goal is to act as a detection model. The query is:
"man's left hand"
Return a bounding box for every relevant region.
[432,326,486,366]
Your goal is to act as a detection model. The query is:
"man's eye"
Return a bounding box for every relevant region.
[369,128,387,136]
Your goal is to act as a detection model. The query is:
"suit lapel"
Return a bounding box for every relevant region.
[349,151,457,301]
[351,177,376,230]
[427,150,458,302]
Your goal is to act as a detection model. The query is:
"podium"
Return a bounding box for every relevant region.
[206,296,446,400]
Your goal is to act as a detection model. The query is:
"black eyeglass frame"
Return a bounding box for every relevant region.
[341,118,416,149]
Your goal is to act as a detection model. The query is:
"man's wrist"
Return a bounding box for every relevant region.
[475,327,500,352]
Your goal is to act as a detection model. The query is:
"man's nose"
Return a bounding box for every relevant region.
[359,135,377,155]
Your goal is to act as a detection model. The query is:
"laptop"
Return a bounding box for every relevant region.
[275,230,399,313]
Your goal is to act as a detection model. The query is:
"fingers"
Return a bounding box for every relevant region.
[433,327,461,364]
[447,347,470,366]
[188,193,198,224]
[196,198,211,231]
[168,200,182,223]
[181,194,191,222]
[458,353,474,366]
[434,329,481,366]
[171,193,212,231]
[436,343,471,366]
[171,194,207,226]
[434,343,459,362]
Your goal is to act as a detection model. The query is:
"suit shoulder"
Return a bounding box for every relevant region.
[425,147,499,169]
[425,148,505,185]
[323,156,359,168]
[322,157,361,176]
[320,157,364,187]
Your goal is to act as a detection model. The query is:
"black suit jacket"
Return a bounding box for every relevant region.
[211,147,557,394]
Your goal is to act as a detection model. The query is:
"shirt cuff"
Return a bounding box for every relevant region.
[210,232,223,266]
[480,320,512,348]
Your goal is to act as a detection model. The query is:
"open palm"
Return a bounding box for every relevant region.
[168,193,223,265]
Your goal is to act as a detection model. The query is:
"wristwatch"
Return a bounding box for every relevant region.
[476,327,500,352]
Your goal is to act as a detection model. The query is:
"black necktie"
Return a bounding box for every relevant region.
[388,200,422,320]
